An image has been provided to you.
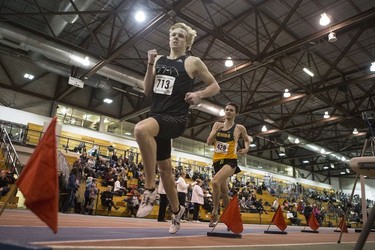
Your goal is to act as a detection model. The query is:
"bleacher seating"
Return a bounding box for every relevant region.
[1,123,364,228]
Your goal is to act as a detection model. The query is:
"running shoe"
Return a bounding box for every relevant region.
[136,189,157,217]
[169,205,185,234]
[208,213,219,227]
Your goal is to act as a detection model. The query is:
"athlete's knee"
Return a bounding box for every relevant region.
[211,179,220,189]
[134,123,151,140]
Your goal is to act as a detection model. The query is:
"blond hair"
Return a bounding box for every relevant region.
[170,22,197,50]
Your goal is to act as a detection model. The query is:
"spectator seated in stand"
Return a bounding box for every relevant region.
[254,198,268,214]
[271,197,279,211]
[113,176,127,196]
[287,207,301,226]
[124,189,140,217]
[0,169,11,198]
[100,185,119,213]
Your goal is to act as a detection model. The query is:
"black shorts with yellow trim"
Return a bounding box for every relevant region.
[213,158,241,174]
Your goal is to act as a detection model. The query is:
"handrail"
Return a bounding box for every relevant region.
[0,125,23,176]
[0,125,23,216]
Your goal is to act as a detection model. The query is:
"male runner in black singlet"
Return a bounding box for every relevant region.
[134,22,220,234]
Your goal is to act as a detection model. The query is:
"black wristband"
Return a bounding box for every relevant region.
[148,63,154,66]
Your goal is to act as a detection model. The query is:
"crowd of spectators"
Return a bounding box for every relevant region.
[56,147,372,226]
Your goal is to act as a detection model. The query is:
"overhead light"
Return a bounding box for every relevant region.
[261,125,267,132]
[60,107,67,114]
[125,132,132,136]
[319,12,331,26]
[135,10,146,22]
[346,168,350,173]
[328,32,337,42]
[283,89,291,98]
[225,57,233,67]
[330,163,335,169]
[219,109,225,116]
[24,73,35,80]
[320,148,326,154]
[303,67,314,77]
[250,143,256,147]
[323,111,330,119]
[279,146,286,157]
[323,166,329,169]
[303,160,309,164]
[103,98,113,104]
[340,171,345,175]
[370,62,375,72]
[294,138,300,144]
[341,156,346,162]
[264,118,275,123]
[352,128,358,135]
[70,55,90,67]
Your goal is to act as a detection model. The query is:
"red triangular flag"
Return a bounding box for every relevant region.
[308,212,320,231]
[272,206,287,232]
[220,194,243,234]
[16,117,58,233]
[338,217,348,233]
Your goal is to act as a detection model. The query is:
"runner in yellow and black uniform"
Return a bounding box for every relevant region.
[207,102,251,228]
[212,124,241,175]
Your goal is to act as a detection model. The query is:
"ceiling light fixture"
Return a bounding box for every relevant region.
[370,62,375,72]
[295,138,300,144]
[24,73,35,80]
[303,67,314,77]
[103,98,113,104]
[261,125,267,132]
[225,57,233,67]
[283,88,291,98]
[319,12,331,26]
[323,111,330,119]
[303,160,309,164]
[328,31,337,42]
[250,143,256,148]
[279,146,286,157]
[264,118,275,124]
[135,10,146,22]
[353,128,358,135]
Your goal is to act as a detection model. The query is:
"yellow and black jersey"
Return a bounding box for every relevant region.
[212,124,237,163]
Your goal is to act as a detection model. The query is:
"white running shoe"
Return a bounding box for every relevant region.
[136,189,157,218]
[208,213,219,227]
[169,205,185,234]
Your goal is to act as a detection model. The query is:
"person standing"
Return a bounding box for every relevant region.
[176,171,189,222]
[157,177,169,222]
[134,22,220,234]
[206,102,250,227]
[191,179,205,223]
[62,168,80,213]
